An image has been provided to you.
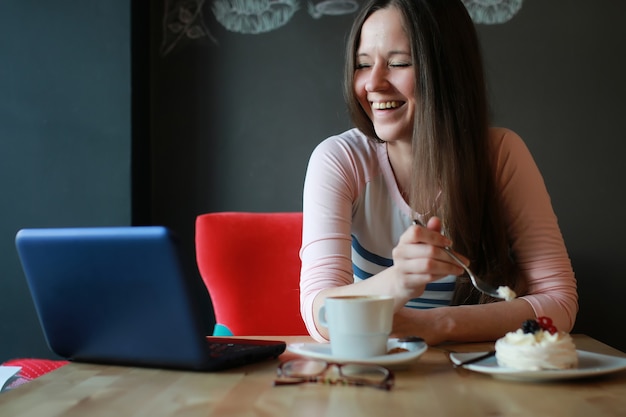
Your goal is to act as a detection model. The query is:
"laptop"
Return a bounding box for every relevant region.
[14,226,286,371]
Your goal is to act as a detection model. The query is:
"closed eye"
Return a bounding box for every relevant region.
[356,62,411,70]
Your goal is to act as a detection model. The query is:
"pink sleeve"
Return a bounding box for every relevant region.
[299,134,375,342]
[492,128,578,331]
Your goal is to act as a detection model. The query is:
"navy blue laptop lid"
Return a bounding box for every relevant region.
[15,226,285,371]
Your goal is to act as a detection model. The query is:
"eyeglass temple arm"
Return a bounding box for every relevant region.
[273,379,309,387]
[274,377,393,390]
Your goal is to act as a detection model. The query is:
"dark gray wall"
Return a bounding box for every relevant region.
[152,0,626,351]
[0,1,131,361]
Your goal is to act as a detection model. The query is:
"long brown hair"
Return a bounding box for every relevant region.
[344,0,524,303]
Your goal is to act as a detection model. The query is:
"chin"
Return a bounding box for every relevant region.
[373,128,410,143]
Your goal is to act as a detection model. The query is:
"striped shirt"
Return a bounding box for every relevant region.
[300,128,577,342]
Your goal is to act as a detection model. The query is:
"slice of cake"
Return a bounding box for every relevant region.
[495,317,578,370]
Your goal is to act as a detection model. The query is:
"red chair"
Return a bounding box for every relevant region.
[195,212,307,336]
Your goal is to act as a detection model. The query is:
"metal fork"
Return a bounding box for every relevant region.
[411,219,507,300]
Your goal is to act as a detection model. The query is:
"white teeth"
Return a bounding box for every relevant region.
[372,101,400,109]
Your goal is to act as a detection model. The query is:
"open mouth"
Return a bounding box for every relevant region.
[371,101,403,110]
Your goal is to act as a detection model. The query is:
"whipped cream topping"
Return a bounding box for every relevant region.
[495,329,578,370]
[497,286,517,301]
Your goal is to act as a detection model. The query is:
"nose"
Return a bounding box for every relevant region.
[365,63,389,92]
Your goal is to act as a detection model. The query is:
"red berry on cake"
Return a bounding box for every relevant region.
[537,316,553,330]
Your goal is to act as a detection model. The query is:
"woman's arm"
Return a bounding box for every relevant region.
[309,219,465,341]
[391,130,578,345]
[492,128,578,332]
[391,300,535,345]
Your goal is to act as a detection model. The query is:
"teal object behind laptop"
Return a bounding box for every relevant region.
[15,226,285,371]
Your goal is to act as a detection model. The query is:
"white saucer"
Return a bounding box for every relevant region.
[286,338,428,366]
[449,350,626,382]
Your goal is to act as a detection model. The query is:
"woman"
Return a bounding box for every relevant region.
[299,0,577,345]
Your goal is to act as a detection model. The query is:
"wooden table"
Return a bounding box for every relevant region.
[1,335,625,416]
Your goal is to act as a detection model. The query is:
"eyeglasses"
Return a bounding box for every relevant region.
[274,359,394,390]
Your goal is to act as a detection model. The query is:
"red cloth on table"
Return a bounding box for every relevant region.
[2,358,68,381]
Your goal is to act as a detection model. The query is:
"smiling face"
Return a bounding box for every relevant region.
[353,6,416,144]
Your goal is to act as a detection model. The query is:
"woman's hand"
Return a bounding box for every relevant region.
[391,307,449,345]
[391,217,466,301]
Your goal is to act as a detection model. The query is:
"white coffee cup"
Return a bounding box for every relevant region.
[318,295,394,359]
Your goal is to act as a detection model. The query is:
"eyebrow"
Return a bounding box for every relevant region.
[356,50,412,59]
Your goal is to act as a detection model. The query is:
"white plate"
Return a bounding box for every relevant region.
[449,350,626,382]
[287,338,428,366]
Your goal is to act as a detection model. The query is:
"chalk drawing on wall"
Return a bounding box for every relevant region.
[160,0,523,55]
[307,0,358,19]
[161,0,217,55]
[212,0,300,34]
[161,0,359,54]
[461,0,523,25]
